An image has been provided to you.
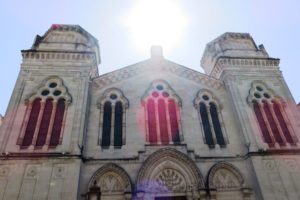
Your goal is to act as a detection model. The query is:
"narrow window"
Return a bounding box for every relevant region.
[263,101,284,145]
[114,101,123,147]
[200,102,214,146]
[253,101,273,145]
[147,99,157,144]
[101,101,112,147]
[210,103,225,146]
[169,99,180,144]
[158,99,169,144]
[273,101,294,144]
[36,99,53,146]
[22,98,41,147]
[49,99,65,146]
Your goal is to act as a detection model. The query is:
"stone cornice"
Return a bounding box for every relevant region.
[21,50,97,63]
[211,56,280,78]
[93,59,224,90]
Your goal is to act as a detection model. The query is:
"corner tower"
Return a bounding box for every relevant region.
[201,33,300,199]
[1,24,100,154]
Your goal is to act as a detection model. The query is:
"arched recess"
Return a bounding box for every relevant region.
[207,162,252,200]
[136,148,206,199]
[87,163,133,200]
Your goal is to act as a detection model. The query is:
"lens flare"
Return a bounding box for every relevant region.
[125,0,188,52]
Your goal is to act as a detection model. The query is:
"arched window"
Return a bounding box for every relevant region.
[194,90,227,148]
[19,77,71,149]
[248,82,296,147]
[142,80,182,145]
[97,89,128,149]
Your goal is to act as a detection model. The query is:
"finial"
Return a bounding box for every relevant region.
[151,45,163,59]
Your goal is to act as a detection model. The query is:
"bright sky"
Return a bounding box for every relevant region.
[0,0,300,115]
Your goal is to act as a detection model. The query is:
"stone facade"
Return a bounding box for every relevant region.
[0,25,299,200]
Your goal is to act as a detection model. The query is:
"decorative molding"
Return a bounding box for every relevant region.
[21,51,96,63]
[89,163,132,194]
[136,148,205,193]
[92,61,224,90]
[97,88,129,109]
[207,162,244,190]
[25,76,72,104]
[141,79,182,106]
[211,57,280,78]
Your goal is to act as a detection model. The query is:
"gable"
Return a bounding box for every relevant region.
[92,59,224,91]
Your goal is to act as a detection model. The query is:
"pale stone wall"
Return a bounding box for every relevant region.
[0,25,299,200]
[0,159,81,200]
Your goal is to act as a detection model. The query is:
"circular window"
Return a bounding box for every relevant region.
[256,86,263,91]
[110,94,117,100]
[49,82,57,88]
[152,91,159,97]
[156,85,164,90]
[254,93,261,98]
[264,93,271,99]
[53,90,62,96]
[162,92,169,97]
[41,90,50,96]
[202,95,209,101]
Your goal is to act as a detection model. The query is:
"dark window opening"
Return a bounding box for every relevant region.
[101,101,112,147]
[253,101,273,146]
[49,99,65,146]
[36,99,53,147]
[22,98,41,147]
[114,101,123,147]
[210,103,225,146]
[200,102,214,147]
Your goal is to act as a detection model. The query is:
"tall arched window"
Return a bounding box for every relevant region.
[19,77,71,149]
[97,89,128,149]
[248,82,297,147]
[194,90,227,148]
[142,80,182,145]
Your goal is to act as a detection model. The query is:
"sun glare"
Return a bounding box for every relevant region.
[125,0,188,52]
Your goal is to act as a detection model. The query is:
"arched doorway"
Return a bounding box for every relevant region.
[84,163,132,200]
[207,162,253,200]
[136,148,206,200]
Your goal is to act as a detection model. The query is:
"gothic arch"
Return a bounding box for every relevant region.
[207,162,252,200]
[136,148,205,198]
[88,163,133,198]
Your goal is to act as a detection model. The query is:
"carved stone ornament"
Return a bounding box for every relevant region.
[136,148,204,194]
[88,163,132,195]
[207,162,244,191]
[25,165,38,179]
[0,166,9,177]
[155,168,186,192]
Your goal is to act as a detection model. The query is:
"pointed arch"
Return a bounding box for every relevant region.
[248,81,297,147]
[97,88,129,148]
[136,148,205,196]
[19,76,71,149]
[142,80,183,145]
[207,162,252,199]
[88,163,133,198]
[194,89,227,148]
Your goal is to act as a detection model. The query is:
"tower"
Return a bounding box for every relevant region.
[0,25,99,199]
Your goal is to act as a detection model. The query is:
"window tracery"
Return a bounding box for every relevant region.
[247,81,297,147]
[194,90,227,148]
[97,88,129,149]
[18,77,71,149]
[142,80,182,145]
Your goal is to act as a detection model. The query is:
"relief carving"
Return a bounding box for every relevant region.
[100,173,123,193]
[0,166,9,177]
[155,168,186,192]
[213,169,239,189]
